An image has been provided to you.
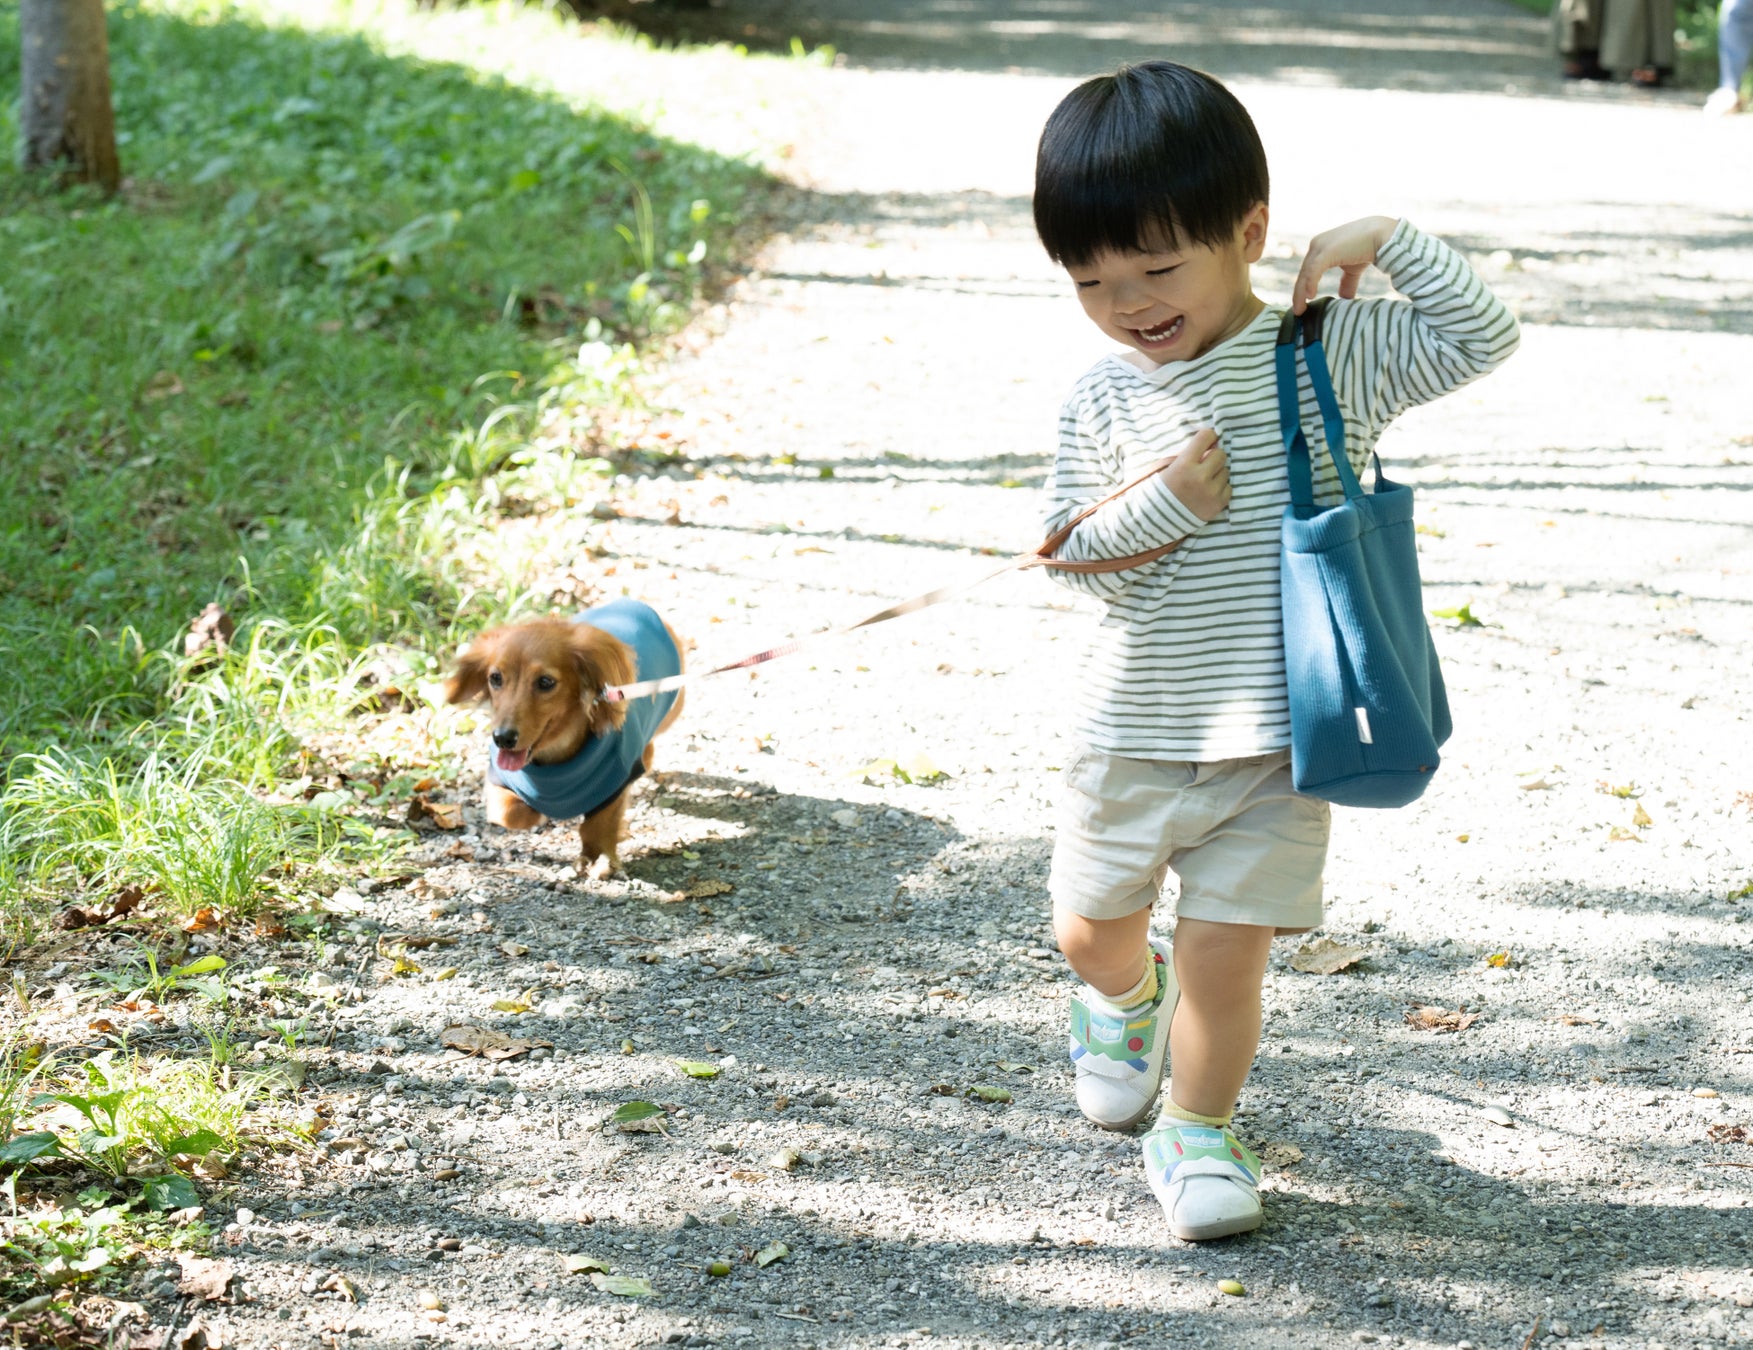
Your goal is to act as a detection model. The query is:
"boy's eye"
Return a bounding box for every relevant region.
[1074,279,1100,289]
[1146,265,1181,276]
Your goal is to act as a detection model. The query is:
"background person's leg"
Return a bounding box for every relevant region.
[1721,0,1753,93]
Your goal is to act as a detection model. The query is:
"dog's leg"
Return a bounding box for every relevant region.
[577,795,627,880]
[487,781,544,831]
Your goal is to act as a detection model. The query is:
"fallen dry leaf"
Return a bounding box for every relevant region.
[1261,1141,1304,1168]
[408,796,464,830]
[181,907,221,933]
[1404,1003,1480,1033]
[183,603,234,662]
[1288,938,1369,975]
[177,1256,237,1302]
[1706,1124,1748,1145]
[440,1023,551,1061]
[54,883,147,931]
[683,879,733,899]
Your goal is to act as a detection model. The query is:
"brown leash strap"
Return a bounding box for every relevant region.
[603,458,1181,701]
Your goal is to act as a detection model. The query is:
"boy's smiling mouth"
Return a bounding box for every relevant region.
[1132,315,1185,347]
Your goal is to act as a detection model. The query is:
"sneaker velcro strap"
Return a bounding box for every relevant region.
[1069,995,1158,1072]
[1145,1126,1262,1189]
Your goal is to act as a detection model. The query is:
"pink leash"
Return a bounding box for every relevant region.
[601,457,1182,703]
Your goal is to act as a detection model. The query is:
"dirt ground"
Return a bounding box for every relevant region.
[37,3,1753,1347]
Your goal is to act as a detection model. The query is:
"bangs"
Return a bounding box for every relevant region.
[1033,61,1268,270]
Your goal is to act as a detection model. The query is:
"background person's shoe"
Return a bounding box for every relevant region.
[1068,938,1177,1131]
[1143,1121,1264,1241]
[1704,86,1745,116]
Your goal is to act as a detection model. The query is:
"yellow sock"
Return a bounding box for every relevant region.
[1161,1102,1232,1129]
[1110,955,1158,1010]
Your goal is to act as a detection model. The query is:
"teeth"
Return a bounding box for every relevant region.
[1140,317,1181,341]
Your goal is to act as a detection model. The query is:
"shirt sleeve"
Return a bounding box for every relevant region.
[1324,218,1521,438]
[1040,384,1211,602]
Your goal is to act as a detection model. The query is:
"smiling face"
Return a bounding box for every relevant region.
[444,620,634,772]
[1066,203,1269,367]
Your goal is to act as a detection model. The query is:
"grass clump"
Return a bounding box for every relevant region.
[1,750,380,921]
[0,0,781,940]
[1,1042,305,1307]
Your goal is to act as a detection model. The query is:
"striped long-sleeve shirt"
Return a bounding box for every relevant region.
[1044,219,1520,760]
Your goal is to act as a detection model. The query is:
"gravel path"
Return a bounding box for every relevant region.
[82,5,1753,1348]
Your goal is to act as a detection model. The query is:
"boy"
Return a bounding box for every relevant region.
[1033,61,1518,1240]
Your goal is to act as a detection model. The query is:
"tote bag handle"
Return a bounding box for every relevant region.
[1274,298,1367,509]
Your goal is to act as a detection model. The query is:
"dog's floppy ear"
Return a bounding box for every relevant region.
[444,633,497,705]
[568,625,636,734]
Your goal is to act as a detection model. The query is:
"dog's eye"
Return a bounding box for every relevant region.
[535,675,558,692]
[487,670,503,689]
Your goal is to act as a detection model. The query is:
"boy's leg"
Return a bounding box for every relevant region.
[1139,917,1274,1241]
[1055,899,1180,1132]
[1049,751,1191,1132]
[1139,754,1326,1241]
[1164,917,1273,1118]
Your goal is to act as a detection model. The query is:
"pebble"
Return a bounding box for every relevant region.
[235,1206,256,1226]
[417,1290,443,1310]
[830,809,861,828]
[1693,1087,1720,1098]
[1481,1105,1515,1128]
[1217,1279,1245,1297]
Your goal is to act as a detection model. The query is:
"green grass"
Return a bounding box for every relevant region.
[0,0,781,939]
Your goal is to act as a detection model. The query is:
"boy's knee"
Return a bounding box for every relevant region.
[1052,900,1149,972]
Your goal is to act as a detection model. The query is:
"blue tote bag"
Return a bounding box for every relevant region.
[1275,299,1451,808]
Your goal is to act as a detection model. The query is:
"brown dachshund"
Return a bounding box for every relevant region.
[445,600,684,877]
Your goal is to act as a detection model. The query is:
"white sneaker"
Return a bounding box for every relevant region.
[1143,1121,1264,1241]
[1704,85,1744,116]
[1067,938,1177,1131]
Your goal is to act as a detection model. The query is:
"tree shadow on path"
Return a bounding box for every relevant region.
[619,0,1558,90]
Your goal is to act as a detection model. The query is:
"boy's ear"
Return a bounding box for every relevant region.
[568,625,636,733]
[444,635,496,704]
[1240,201,1270,264]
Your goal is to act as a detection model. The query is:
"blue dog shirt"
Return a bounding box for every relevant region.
[483,599,680,822]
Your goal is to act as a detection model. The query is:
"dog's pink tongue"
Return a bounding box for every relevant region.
[496,748,530,774]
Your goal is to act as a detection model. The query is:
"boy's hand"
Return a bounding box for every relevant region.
[1291,216,1400,314]
[1160,427,1229,522]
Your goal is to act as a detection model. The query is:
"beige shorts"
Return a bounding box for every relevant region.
[1049,748,1330,929]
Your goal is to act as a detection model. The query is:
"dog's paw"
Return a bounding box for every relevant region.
[583,853,617,882]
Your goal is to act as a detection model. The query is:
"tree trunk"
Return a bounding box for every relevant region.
[19,0,121,192]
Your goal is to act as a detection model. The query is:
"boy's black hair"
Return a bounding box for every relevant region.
[1033,61,1269,268]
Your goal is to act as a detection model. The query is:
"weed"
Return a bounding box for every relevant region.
[18,1050,304,1193]
[0,1025,54,1144]
[0,750,379,922]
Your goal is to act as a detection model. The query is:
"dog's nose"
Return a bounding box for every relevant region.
[492,727,519,750]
